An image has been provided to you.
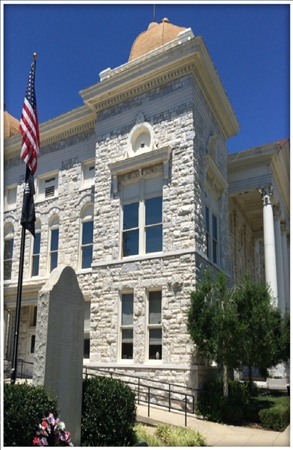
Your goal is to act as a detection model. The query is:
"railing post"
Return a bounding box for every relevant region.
[169,384,171,411]
[138,378,140,405]
[184,394,187,427]
[148,386,150,418]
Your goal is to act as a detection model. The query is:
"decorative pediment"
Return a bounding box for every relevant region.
[109,146,171,193]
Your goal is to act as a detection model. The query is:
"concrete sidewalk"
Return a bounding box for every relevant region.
[136,403,290,447]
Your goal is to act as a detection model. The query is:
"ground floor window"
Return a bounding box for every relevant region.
[148,291,162,360]
[120,293,133,359]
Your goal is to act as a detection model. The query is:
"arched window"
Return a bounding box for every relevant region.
[4,223,14,280]
[31,220,41,277]
[80,204,93,269]
[49,215,59,272]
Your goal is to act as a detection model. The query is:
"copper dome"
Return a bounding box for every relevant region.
[128,18,187,61]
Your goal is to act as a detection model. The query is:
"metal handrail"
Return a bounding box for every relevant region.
[83,366,198,427]
[3,358,33,379]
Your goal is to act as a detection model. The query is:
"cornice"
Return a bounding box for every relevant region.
[4,105,96,162]
[80,36,240,139]
[228,157,273,173]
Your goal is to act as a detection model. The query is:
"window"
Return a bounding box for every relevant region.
[147,291,162,360]
[5,185,17,210]
[82,160,95,188]
[122,176,163,257]
[49,216,59,272]
[31,221,41,277]
[30,306,38,327]
[205,205,218,265]
[4,224,14,280]
[120,293,133,360]
[84,301,91,359]
[38,173,58,201]
[80,204,93,269]
[205,206,210,259]
[212,214,218,264]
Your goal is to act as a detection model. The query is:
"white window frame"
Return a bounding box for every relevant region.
[80,204,94,270]
[37,171,59,201]
[118,291,134,361]
[48,216,59,273]
[121,176,163,258]
[31,221,41,277]
[146,290,162,363]
[4,224,14,280]
[82,159,95,189]
[4,185,17,210]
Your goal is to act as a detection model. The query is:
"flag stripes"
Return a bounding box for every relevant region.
[19,60,40,175]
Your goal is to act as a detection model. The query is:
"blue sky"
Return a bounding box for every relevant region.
[2,1,290,154]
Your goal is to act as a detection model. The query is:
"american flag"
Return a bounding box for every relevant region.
[19,59,40,175]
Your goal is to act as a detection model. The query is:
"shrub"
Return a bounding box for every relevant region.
[196,378,250,424]
[4,382,59,447]
[155,423,207,447]
[81,376,137,446]
[259,402,290,431]
[134,423,162,447]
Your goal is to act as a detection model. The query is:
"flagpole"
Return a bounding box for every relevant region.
[10,226,26,384]
[10,52,39,384]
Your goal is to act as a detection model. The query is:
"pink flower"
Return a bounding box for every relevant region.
[32,436,40,445]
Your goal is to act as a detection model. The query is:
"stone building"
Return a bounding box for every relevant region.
[3,19,290,387]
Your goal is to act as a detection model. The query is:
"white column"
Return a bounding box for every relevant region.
[273,206,285,312]
[260,187,278,304]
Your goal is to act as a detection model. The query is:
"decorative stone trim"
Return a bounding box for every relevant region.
[109,146,171,193]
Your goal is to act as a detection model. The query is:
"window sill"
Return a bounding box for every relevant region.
[77,268,93,275]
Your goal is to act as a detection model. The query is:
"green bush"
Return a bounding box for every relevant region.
[155,423,207,446]
[259,402,290,431]
[134,423,207,447]
[4,382,59,446]
[196,378,250,424]
[81,376,137,446]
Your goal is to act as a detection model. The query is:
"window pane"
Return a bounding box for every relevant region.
[51,229,59,251]
[82,221,93,245]
[206,206,209,232]
[30,335,36,354]
[82,245,93,268]
[84,339,90,358]
[50,252,58,271]
[32,255,39,276]
[213,240,217,264]
[149,292,161,324]
[33,233,41,254]
[123,203,138,230]
[146,225,162,253]
[149,328,162,343]
[4,239,13,260]
[4,260,12,280]
[146,196,162,225]
[122,294,133,325]
[122,329,133,342]
[212,214,217,239]
[123,230,138,256]
[122,343,133,359]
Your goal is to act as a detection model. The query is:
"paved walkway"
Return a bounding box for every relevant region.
[136,404,290,446]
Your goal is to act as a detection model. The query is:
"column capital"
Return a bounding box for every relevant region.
[259,186,273,206]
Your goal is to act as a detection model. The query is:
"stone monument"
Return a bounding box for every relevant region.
[33,265,84,446]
